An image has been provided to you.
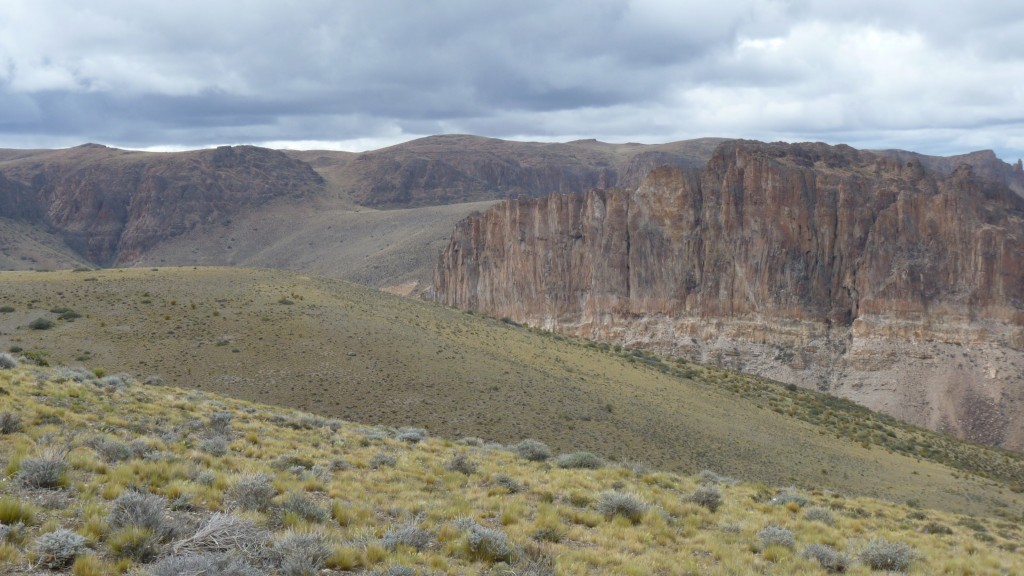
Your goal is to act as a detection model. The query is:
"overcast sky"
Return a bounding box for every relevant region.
[1,0,1021,160]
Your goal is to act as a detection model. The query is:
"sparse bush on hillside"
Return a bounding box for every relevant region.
[396,427,428,443]
[457,436,484,446]
[859,538,916,571]
[210,411,234,436]
[109,491,173,539]
[55,367,95,382]
[143,375,166,387]
[273,529,331,576]
[278,493,329,524]
[758,525,795,550]
[200,436,230,456]
[18,447,68,489]
[514,439,552,462]
[689,485,723,512]
[445,453,477,475]
[381,522,435,551]
[493,473,524,493]
[89,437,134,463]
[461,520,515,563]
[804,506,835,525]
[29,317,54,330]
[555,451,603,469]
[148,552,265,576]
[771,490,809,508]
[696,469,736,485]
[802,543,850,573]
[596,492,647,523]
[228,473,277,512]
[369,452,397,469]
[0,411,23,434]
[33,528,87,568]
[0,353,17,369]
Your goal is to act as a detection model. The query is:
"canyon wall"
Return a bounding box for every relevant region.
[435,140,1024,450]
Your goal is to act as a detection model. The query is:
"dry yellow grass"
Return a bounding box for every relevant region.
[1,267,1023,520]
[0,364,1020,574]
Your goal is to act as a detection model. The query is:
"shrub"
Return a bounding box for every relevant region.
[369,453,397,469]
[689,485,723,512]
[596,492,647,523]
[91,438,133,463]
[0,497,36,525]
[493,473,524,494]
[859,538,916,572]
[108,491,169,537]
[804,506,835,525]
[922,521,953,535]
[34,528,87,568]
[228,473,277,512]
[0,412,22,434]
[514,439,552,462]
[200,436,230,457]
[149,553,263,576]
[0,305,13,313]
[29,317,54,330]
[445,453,478,475]
[555,451,603,469]
[280,493,329,523]
[273,530,331,576]
[0,353,16,370]
[802,543,849,573]
[696,469,736,485]
[396,427,428,443]
[18,448,68,489]
[464,522,515,563]
[758,525,795,549]
[381,522,435,551]
[210,412,233,436]
[771,491,809,508]
[108,526,159,562]
[170,513,269,559]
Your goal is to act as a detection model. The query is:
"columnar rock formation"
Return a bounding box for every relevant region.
[435,140,1024,450]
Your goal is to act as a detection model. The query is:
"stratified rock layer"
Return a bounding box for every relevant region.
[436,140,1024,450]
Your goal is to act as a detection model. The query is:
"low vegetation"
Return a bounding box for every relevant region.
[1,364,1020,574]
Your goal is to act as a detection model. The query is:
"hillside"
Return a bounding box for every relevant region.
[2,267,1024,519]
[1,362,1023,575]
[435,140,1024,452]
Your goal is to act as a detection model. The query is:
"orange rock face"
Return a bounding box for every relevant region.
[435,140,1024,449]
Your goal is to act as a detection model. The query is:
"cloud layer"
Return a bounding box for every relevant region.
[1,0,1021,159]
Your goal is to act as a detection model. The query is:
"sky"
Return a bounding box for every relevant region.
[0,0,1022,160]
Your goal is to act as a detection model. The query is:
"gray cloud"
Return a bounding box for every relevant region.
[0,0,1021,160]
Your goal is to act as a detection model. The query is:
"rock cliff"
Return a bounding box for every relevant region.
[0,144,324,265]
[435,140,1024,450]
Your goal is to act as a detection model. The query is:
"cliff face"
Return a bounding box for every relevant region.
[0,144,324,265]
[436,140,1024,450]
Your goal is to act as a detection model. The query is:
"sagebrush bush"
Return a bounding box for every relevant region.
[514,439,552,462]
[148,552,263,576]
[445,453,478,475]
[228,473,277,511]
[18,448,68,489]
[555,451,603,469]
[0,353,17,370]
[273,529,331,576]
[369,452,397,469]
[200,435,230,456]
[758,525,795,549]
[381,522,435,551]
[859,538,916,571]
[802,543,850,573]
[29,317,54,330]
[696,469,736,485]
[0,412,22,434]
[91,438,133,463]
[108,491,170,538]
[596,492,647,523]
[689,485,723,512]
[804,506,835,525]
[34,528,87,568]
[396,427,428,443]
[464,521,515,563]
[771,490,809,508]
[210,411,234,436]
[279,493,329,523]
[493,473,524,493]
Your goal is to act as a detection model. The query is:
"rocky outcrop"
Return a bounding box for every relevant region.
[0,144,324,265]
[435,140,1024,450]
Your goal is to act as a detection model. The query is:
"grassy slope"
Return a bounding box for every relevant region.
[0,365,1022,575]
[1,268,1023,518]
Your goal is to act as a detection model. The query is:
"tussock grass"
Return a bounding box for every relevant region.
[0,364,1023,574]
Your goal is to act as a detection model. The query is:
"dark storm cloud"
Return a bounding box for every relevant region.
[0,0,1021,159]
